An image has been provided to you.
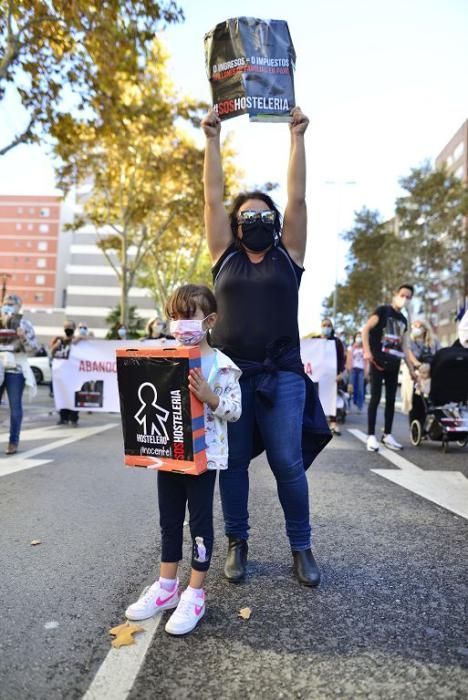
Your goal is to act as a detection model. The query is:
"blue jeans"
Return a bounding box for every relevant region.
[4,372,25,445]
[219,371,311,551]
[351,367,365,410]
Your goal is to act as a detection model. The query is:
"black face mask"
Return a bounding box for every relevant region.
[240,221,276,252]
[64,328,74,337]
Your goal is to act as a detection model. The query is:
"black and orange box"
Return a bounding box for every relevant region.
[116,346,207,475]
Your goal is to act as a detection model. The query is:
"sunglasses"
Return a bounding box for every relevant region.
[237,210,276,225]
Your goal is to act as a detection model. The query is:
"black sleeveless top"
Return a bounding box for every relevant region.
[211,242,303,361]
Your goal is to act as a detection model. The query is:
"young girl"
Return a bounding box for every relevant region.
[125,284,242,635]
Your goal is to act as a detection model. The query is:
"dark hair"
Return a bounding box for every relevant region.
[397,284,414,296]
[165,284,217,320]
[228,190,282,238]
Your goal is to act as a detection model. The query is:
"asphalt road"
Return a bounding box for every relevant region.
[0,387,467,699]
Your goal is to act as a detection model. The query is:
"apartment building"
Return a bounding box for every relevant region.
[434,119,468,345]
[0,194,62,307]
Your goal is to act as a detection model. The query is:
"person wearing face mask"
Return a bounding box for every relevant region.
[125,285,241,635]
[50,320,80,426]
[346,332,367,412]
[201,107,331,588]
[142,316,174,342]
[400,318,441,415]
[361,284,420,452]
[0,293,39,454]
[117,325,128,340]
[320,318,346,434]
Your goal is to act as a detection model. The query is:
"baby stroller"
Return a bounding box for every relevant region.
[409,345,468,452]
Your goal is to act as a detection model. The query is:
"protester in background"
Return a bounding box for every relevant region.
[401,318,440,414]
[320,318,345,434]
[0,294,38,454]
[50,320,80,426]
[142,316,174,341]
[117,324,128,340]
[125,285,241,636]
[76,322,94,339]
[452,310,468,349]
[201,106,330,588]
[346,332,367,412]
[362,284,419,452]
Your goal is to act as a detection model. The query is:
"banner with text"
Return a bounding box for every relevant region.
[301,338,337,416]
[52,339,175,413]
[204,17,296,122]
[52,338,336,415]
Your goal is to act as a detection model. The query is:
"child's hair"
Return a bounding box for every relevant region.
[165,284,217,320]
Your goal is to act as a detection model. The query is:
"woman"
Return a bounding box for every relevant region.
[0,294,38,454]
[401,318,440,415]
[142,316,173,341]
[346,331,367,412]
[320,318,346,434]
[201,107,330,587]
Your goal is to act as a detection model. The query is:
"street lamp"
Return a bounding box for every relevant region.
[324,180,357,324]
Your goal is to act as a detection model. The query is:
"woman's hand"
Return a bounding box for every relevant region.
[201,109,221,139]
[189,367,219,411]
[290,106,309,135]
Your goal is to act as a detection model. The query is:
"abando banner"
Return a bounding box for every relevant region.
[204,17,296,122]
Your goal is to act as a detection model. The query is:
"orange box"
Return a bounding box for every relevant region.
[116,346,207,476]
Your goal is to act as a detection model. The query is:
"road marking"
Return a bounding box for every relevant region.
[82,613,163,700]
[348,428,468,520]
[0,424,118,477]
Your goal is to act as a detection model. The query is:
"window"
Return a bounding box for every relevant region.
[35,275,45,285]
[16,223,22,230]
[455,165,464,180]
[34,293,44,302]
[37,258,47,268]
[40,207,49,217]
[24,275,30,282]
[454,142,464,161]
[27,224,33,231]
[15,241,20,248]
[26,241,32,248]
[29,207,35,214]
[39,224,49,233]
[37,241,48,251]
[17,207,23,214]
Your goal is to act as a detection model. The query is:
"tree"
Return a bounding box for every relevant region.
[322,208,412,328]
[0,0,183,155]
[105,304,143,339]
[396,163,468,306]
[55,38,242,326]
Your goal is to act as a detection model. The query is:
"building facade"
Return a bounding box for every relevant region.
[434,119,468,345]
[0,194,63,307]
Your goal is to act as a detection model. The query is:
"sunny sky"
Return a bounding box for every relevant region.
[1,0,467,334]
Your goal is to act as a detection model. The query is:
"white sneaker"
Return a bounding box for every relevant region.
[366,435,380,452]
[165,588,205,635]
[125,579,180,621]
[382,434,403,451]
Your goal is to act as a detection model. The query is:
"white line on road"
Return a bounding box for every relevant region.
[0,424,118,477]
[348,428,468,521]
[82,613,163,700]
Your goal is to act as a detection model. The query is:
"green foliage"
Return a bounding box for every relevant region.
[105,304,143,339]
[0,0,184,155]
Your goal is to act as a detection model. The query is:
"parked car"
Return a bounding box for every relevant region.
[28,347,52,384]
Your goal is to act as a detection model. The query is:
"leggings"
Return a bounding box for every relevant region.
[367,364,399,435]
[158,469,216,573]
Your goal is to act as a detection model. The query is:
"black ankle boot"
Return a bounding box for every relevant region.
[292,549,321,587]
[224,536,248,583]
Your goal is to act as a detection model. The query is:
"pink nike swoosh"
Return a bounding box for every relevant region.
[155,589,177,606]
[195,604,204,616]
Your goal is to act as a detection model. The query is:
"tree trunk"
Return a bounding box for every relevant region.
[120,231,129,326]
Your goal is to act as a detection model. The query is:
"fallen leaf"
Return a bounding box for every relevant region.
[30,540,42,546]
[238,607,252,620]
[109,621,144,648]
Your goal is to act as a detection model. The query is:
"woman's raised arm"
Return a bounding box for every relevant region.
[282,107,309,268]
[202,110,233,263]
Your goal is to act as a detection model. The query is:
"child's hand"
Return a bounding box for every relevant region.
[188,368,219,411]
